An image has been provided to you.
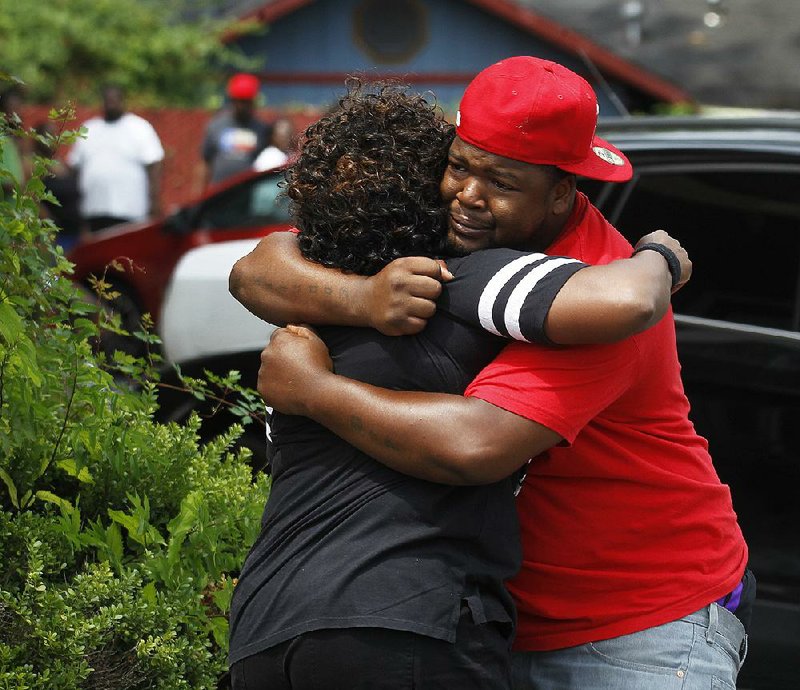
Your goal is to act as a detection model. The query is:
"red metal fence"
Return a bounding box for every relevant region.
[18,105,322,212]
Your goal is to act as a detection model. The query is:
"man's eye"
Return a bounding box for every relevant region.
[493,180,512,191]
[448,161,466,172]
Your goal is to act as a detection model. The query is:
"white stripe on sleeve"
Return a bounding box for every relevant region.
[505,258,581,342]
[477,253,549,336]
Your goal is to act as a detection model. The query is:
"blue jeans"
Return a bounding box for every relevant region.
[512,604,747,690]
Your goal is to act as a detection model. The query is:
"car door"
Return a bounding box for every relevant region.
[583,156,800,689]
[121,171,294,324]
[188,170,294,246]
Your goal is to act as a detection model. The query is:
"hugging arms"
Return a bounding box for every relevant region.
[231,227,690,484]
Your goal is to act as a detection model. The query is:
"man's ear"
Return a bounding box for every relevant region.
[552,174,576,215]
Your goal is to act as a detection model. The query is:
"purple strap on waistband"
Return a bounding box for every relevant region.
[716,581,744,613]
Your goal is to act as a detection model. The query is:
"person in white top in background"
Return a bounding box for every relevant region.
[68,85,163,234]
[253,117,297,172]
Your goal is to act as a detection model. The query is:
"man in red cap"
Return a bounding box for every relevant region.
[232,57,751,689]
[199,73,272,188]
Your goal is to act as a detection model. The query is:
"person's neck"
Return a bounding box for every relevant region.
[232,111,251,126]
[524,200,577,253]
[536,220,570,252]
[543,193,587,252]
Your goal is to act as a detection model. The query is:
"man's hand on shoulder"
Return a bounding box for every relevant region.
[365,257,452,336]
[230,232,452,333]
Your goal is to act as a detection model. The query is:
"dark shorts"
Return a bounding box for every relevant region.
[229,602,512,690]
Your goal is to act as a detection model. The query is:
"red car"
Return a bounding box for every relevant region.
[67,167,293,333]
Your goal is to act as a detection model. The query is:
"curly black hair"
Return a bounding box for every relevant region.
[285,79,455,276]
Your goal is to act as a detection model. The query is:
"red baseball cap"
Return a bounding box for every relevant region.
[227,73,260,101]
[456,57,632,182]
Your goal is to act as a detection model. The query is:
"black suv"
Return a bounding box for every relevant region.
[583,116,800,689]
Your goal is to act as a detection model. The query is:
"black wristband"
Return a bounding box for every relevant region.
[632,242,681,289]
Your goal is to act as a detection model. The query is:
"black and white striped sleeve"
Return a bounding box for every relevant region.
[441,248,589,345]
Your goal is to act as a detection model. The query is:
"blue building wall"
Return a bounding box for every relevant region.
[235,0,627,115]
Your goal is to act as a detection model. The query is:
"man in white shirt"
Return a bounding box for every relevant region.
[68,85,164,233]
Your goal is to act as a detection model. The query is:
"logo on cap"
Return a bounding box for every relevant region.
[592,146,626,167]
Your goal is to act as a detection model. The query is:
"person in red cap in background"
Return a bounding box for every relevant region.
[233,56,752,689]
[199,73,272,189]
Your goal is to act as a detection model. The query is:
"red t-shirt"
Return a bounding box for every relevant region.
[465,193,748,651]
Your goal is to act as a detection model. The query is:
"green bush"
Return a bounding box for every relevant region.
[0,104,270,688]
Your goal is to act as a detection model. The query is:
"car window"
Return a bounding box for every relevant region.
[194,173,291,230]
[610,170,800,330]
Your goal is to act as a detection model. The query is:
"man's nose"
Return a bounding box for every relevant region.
[456,177,486,208]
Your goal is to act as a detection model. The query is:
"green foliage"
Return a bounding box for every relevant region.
[0,99,271,687]
[0,0,264,107]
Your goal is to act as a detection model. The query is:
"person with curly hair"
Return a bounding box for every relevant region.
[228,79,690,689]
[287,81,453,276]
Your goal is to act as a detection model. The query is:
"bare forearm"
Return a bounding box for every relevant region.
[229,232,369,326]
[546,250,672,344]
[299,373,552,485]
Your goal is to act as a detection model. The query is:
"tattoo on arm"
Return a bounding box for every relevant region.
[267,280,337,300]
[382,436,400,451]
[349,415,401,453]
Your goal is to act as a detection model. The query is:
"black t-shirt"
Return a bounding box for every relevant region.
[228,248,587,664]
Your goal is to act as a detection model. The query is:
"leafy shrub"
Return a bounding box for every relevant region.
[0,102,270,688]
[0,1,262,107]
